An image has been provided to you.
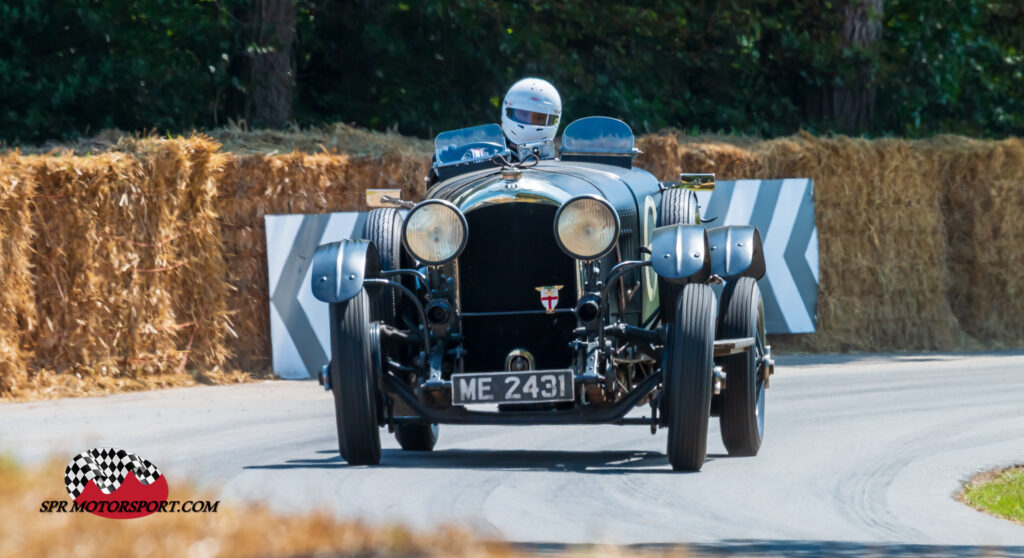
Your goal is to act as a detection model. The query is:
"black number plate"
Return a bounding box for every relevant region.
[451,370,575,405]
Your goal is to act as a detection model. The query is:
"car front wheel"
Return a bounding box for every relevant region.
[363,208,440,452]
[329,290,382,465]
[395,423,439,451]
[663,283,717,472]
[718,277,767,456]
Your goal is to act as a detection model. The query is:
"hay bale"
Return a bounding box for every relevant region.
[925,136,1024,347]
[0,154,35,395]
[635,134,682,180]
[753,134,963,352]
[163,138,235,375]
[635,134,757,181]
[208,121,433,157]
[26,137,233,384]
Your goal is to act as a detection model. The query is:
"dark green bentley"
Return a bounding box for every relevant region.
[311,117,773,471]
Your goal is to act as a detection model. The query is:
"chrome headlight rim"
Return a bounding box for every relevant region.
[553,194,620,261]
[401,199,468,266]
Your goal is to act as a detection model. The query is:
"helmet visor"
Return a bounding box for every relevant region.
[506,108,559,127]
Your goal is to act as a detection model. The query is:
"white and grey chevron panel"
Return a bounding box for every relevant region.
[265,180,818,378]
[266,212,366,379]
[695,179,818,335]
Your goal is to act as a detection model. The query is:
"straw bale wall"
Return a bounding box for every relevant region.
[925,137,1024,347]
[1,132,1023,397]
[4,138,236,397]
[0,155,35,393]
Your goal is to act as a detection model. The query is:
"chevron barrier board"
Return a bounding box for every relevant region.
[265,179,817,379]
[695,178,819,335]
[266,212,367,379]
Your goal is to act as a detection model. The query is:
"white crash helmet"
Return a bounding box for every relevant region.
[501,78,562,146]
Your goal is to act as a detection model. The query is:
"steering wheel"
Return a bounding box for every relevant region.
[444,141,505,162]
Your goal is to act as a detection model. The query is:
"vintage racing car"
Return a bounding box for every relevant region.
[311,117,774,471]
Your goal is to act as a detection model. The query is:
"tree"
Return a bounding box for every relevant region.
[802,0,883,131]
[833,0,883,129]
[245,0,297,127]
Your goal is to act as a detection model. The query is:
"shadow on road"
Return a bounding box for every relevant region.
[523,540,1024,557]
[245,448,724,474]
[775,349,1024,368]
[244,454,345,470]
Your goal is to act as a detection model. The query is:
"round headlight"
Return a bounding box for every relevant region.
[554,196,620,260]
[402,200,468,265]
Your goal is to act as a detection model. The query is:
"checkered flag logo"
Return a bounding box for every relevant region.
[64,448,163,500]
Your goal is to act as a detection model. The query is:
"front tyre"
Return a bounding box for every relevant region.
[663,283,717,472]
[364,208,441,452]
[658,188,700,324]
[395,423,439,451]
[363,208,403,323]
[329,290,382,465]
[718,277,767,456]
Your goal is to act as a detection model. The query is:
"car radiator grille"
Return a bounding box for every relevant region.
[457,203,578,373]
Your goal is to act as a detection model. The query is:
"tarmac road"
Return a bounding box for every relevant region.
[3,352,1024,550]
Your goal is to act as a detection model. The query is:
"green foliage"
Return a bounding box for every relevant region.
[880,0,1024,136]
[295,1,838,137]
[297,0,1023,138]
[0,0,240,142]
[1,0,1022,143]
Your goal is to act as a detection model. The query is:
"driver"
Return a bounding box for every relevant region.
[501,78,562,161]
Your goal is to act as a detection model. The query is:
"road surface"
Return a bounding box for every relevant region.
[3,352,1023,550]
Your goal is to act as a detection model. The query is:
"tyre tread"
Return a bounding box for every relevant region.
[363,208,402,323]
[718,277,763,456]
[658,189,699,324]
[665,283,716,471]
[331,291,382,465]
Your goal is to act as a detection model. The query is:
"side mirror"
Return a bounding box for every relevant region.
[366,189,412,209]
[678,173,715,191]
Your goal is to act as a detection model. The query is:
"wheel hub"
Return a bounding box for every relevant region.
[759,344,775,388]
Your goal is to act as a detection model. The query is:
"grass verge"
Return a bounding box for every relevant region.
[961,465,1024,524]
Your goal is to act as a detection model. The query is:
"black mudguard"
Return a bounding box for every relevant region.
[706,226,766,280]
[310,239,381,303]
[650,224,711,284]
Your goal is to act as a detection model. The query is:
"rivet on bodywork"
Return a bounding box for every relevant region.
[693,253,700,258]
[349,274,356,280]
[663,253,672,259]
[320,276,328,282]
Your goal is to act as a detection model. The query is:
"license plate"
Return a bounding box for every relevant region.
[451,370,574,405]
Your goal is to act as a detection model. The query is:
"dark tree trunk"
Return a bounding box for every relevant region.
[831,0,883,130]
[247,0,296,127]
[805,0,882,132]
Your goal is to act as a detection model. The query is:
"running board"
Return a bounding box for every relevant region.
[714,337,755,357]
